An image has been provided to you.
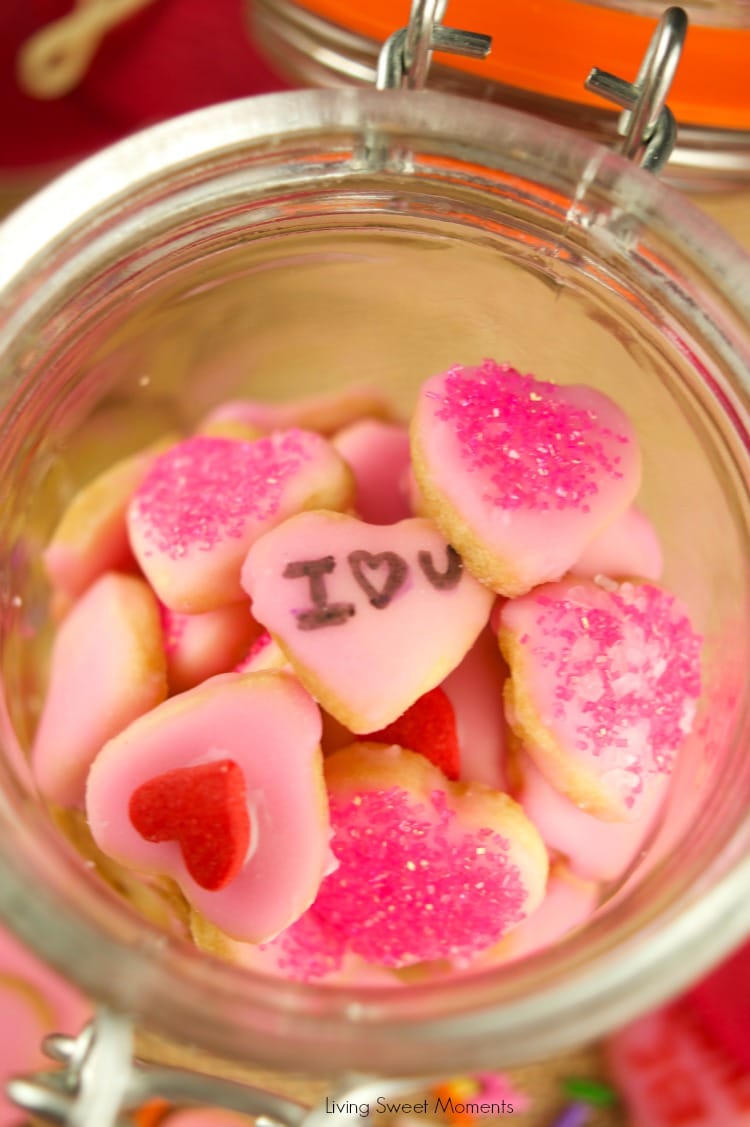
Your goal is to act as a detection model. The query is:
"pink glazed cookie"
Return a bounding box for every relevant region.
[128,432,354,613]
[332,418,412,525]
[442,626,509,792]
[200,383,394,437]
[317,743,547,968]
[33,572,167,808]
[411,360,641,596]
[571,504,663,581]
[496,864,600,962]
[517,751,669,882]
[161,602,261,693]
[242,512,495,732]
[500,578,702,820]
[86,672,330,942]
[235,743,547,976]
[43,435,175,601]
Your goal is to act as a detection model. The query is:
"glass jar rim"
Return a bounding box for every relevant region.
[2,85,750,293]
[1,86,750,1075]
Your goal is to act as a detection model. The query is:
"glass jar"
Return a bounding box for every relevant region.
[1,87,750,1094]
[250,0,750,189]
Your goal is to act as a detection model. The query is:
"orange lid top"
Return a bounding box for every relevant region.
[295,0,750,130]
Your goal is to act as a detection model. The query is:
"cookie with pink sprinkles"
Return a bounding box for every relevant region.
[263,743,548,976]
[499,577,702,821]
[127,430,353,613]
[411,360,641,596]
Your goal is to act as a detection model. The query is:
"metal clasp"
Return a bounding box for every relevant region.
[7,1010,451,1127]
[8,1009,310,1127]
[376,1,687,175]
[585,6,688,173]
[376,0,492,91]
[8,1010,134,1127]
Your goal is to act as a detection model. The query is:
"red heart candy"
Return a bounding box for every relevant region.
[364,687,460,780]
[129,759,250,891]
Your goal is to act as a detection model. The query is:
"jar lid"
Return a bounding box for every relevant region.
[291,0,750,130]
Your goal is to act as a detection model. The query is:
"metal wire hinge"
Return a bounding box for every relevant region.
[376,1,687,174]
[585,6,687,173]
[7,1009,312,1127]
[7,1009,451,1127]
[376,0,492,91]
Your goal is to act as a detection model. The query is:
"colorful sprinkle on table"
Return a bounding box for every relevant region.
[430,1072,528,1123]
[549,1102,591,1127]
[562,1077,618,1108]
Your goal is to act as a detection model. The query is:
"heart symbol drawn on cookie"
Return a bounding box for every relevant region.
[129,759,250,891]
[348,550,408,609]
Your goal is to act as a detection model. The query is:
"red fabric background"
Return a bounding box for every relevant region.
[0,0,287,170]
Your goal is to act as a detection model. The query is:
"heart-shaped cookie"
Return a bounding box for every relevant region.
[43,435,176,602]
[282,743,547,970]
[411,360,642,596]
[127,431,354,613]
[332,418,412,525]
[241,512,495,732]
[161,601,260,692]
[500,577,702,819]
[200,382,394,437]
[571,504,663,581]
[516,750,669,882]
[87,672,330,942]
[442,626,509,792]
[32,572,167,808]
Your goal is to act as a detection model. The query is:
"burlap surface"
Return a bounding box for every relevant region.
[135,1033,626,1125]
